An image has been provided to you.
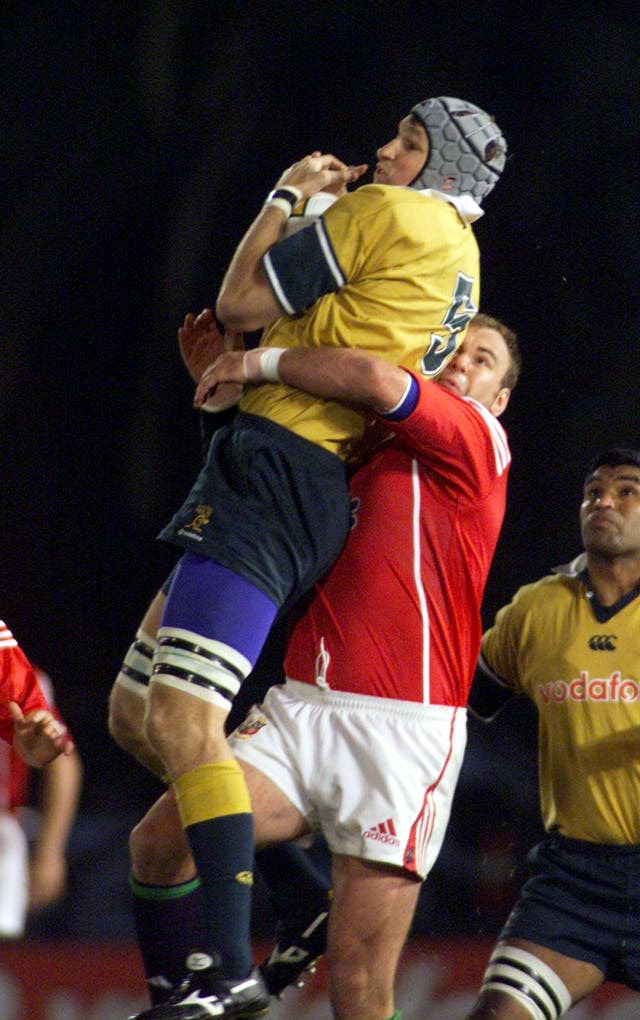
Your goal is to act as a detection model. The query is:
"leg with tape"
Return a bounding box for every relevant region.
[109,583,168,773]
[109,626,163,773]
[116,628,159,697]
[132,554,277,1018]
[477,944,572,1020]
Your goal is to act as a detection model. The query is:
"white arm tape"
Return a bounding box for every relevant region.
[264,197,296,216]
[263,186,303,216]
[242,347,286,383]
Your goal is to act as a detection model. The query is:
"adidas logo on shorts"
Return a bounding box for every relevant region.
[363,818,401,847]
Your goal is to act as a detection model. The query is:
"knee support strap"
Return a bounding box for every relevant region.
[151,626,251,709]
[115,629,158,698]
[481,945,571,1020]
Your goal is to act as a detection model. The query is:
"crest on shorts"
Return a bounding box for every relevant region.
[235,715,268,739]
[183,503,213,535]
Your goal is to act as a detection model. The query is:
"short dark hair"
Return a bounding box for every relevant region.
[469,313,521,391]
[585,447,640,479]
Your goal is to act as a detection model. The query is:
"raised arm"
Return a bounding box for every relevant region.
[194,345,412,416]
[215,153,367,332]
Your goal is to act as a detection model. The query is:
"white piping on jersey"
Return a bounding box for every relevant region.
[0,622,17,649]
[411,459,431,704]
[263,256,295,315]
[263,216,345,315]
[314,219,346,288]
[463,397,511,475]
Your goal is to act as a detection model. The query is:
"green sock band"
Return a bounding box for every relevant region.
[385,1011,402,1020]
[129,872,202,900]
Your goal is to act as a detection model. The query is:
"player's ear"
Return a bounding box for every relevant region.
[491,387,510,417]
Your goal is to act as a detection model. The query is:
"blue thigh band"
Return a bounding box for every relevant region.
[162,552,278,667]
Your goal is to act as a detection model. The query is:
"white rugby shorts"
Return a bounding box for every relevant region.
[0,812,28,937]
[230,679,467,879]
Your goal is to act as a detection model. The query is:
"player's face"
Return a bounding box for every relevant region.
[373,115,428,186]
[436,326,512,416]
[580,464,640,559]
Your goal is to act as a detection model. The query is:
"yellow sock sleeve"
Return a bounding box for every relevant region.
[174,760,252,827]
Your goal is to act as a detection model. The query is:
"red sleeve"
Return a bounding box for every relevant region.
[0,642,50,746]
[378,376,510,502]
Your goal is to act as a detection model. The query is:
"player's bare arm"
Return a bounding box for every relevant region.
[29,744,82,909]
[216,153,367,332]
[9,701,74,767]
[194,346,409,415]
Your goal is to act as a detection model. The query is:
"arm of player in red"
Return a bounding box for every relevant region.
[9,701,74,767]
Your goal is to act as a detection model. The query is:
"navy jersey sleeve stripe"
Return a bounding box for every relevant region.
[466,653,515,721]
[263,219,346,314]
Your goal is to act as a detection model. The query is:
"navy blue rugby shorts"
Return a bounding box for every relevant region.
[158,412,350,610]
[501,833,640,989]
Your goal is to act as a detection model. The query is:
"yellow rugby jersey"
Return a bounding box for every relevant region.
[239,184,481,459]
[481,567,640,844]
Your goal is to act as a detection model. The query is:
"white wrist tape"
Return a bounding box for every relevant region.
[265,197,295,216]
[242,347,286,383]
[264,186,303,216]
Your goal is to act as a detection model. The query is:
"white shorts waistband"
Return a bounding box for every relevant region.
[283,678,464,722]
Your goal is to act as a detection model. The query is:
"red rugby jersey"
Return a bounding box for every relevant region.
[284,379,510,706]
[0,623,52,808]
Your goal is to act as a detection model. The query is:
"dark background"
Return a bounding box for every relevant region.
[1,1,639,937]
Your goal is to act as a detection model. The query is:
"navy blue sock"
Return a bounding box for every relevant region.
[257,839,332,930]
[187,813,255,978]
[130,874,204,1005]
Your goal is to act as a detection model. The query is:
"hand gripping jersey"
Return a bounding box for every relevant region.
[284,379,510,706]
[480,562,640,844]
[240,185,482,460]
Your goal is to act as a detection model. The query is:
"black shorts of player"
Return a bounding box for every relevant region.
[501,833,640,989]
[158,411,350,611]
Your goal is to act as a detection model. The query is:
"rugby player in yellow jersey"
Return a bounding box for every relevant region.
[121,97,507,1020]
[466,447,640,1019]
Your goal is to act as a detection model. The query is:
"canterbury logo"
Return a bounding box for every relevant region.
[364,818,400,847]
[588,634,617,651]
[235,870,254,886]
